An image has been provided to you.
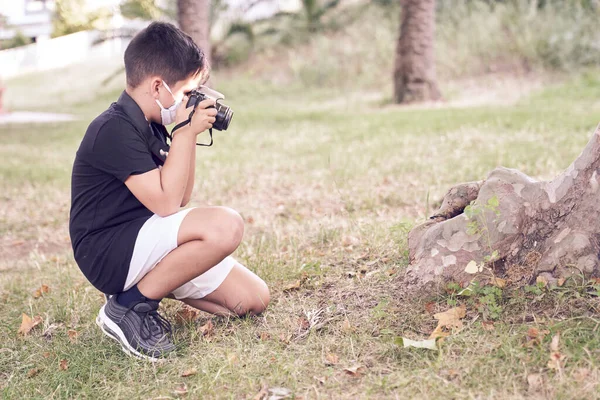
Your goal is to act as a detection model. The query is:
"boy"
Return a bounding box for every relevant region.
[69,22,269,361]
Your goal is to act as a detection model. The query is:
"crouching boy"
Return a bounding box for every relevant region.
[69,22,269,361]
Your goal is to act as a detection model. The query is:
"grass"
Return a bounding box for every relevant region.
[2,56,600,398]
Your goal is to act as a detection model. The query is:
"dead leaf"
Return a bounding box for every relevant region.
[396,337,438,350]
[283,280,301,292]
[181,368,197,377]
[173,383,188,396]
[18,313,43,336]
[33,284,50,299]
[227,352,239,366]
[252,385,269,400]
[429,306,466,339]
[325,353,339,366]
[557,277,566,287]
[424,302,435,314]
[343,365,366,377]
[258,331,270,341]
[342,317,354,333]
[279,333,291,344]
[482,321,495,331]
[524,327,549,347]
[491,277,507,288]
[536,275,548,287]
[59,359,68,371]
[42,352,51,358]
[175,306,199,324]
[67,329,78,343]
[42,323,64,340]
[297,317,310,331]
[547,333,566,371]
[267,387,293,400]
[27,368,40,378]
[199,320,214,338]
[246,216,255,224]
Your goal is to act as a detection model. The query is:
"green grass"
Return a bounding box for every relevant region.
[1,63,600,398]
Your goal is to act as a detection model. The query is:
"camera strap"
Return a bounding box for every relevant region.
[168,109,213,147]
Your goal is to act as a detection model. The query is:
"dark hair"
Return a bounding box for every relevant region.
[124,22,209,88]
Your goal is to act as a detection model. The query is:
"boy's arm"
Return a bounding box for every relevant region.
[125,99,216,217]
[181,147,196,206]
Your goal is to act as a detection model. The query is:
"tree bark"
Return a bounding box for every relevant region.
[393,0,441,103]
[408,124,600,289]
[177,0,211,66]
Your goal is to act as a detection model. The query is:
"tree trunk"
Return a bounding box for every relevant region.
[393,0,441,103]
[177,0,211,66]
[407,124,600,289]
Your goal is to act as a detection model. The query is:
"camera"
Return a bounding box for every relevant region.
[186,86,233,131]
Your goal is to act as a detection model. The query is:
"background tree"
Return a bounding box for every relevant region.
[177,0,212,65]
[393,0,440,103]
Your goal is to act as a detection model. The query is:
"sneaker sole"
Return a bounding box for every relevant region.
[97,305,160,363]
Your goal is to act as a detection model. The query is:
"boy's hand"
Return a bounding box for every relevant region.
[175,97,217,135]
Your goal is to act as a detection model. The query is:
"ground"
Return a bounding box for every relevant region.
[1,61,600,399]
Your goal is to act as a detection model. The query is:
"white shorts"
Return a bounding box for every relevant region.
[123,207,236,300]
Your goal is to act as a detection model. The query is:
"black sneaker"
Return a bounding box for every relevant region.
[96,295,175,362]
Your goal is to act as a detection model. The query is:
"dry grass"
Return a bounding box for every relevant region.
[2,61,600,398]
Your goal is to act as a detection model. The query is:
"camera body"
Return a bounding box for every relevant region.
[186,86,233,131]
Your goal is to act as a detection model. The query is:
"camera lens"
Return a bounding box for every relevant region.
[213,102,233,131]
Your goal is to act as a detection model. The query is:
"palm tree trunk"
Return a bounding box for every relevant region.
[177,0,211,66]
[393,0,441,103]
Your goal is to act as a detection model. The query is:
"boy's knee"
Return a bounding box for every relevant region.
[237,280,270,316]
[212,207,244,255]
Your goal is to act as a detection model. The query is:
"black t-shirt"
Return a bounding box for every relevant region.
[69,91,171,294]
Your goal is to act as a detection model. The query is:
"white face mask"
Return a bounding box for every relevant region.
[155,81,181,125]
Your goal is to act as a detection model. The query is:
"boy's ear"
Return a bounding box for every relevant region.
[149,77,162,99]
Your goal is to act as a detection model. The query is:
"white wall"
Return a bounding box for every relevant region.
[0,30,128,78]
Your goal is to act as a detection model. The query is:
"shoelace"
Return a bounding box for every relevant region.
[123,301,173,342]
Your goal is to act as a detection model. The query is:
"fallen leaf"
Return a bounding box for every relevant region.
[424,302,435,314]
[258,331,270,341]
[27,368,40,378]
[297,317,310,330]
[173,383,187,396]
[343,365,366,377]
[33,284,50,299]
[429,306,466,339]
[283,280,302,292]
[557,277,566,287]
[252,385,268,400]
[267,387,293,400]
[175,306,199,324]
[342,317,354,333]
[536,275,548,287]
[227,352,239,366]
[547,333,566,371]
[199,320,214,338]
[59,359,68,371]
[181,368,197,377]
[279,333,291,344]
[464,260,482,274]
[18,314,43,336]
[246,216,255,224]
[325,353,339,365]
[42,323,64,340]
[395,337,438,350]
[42,352,51,358]
[482,321,495,331]
[67,329,78,343]
[491,277,507,288]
